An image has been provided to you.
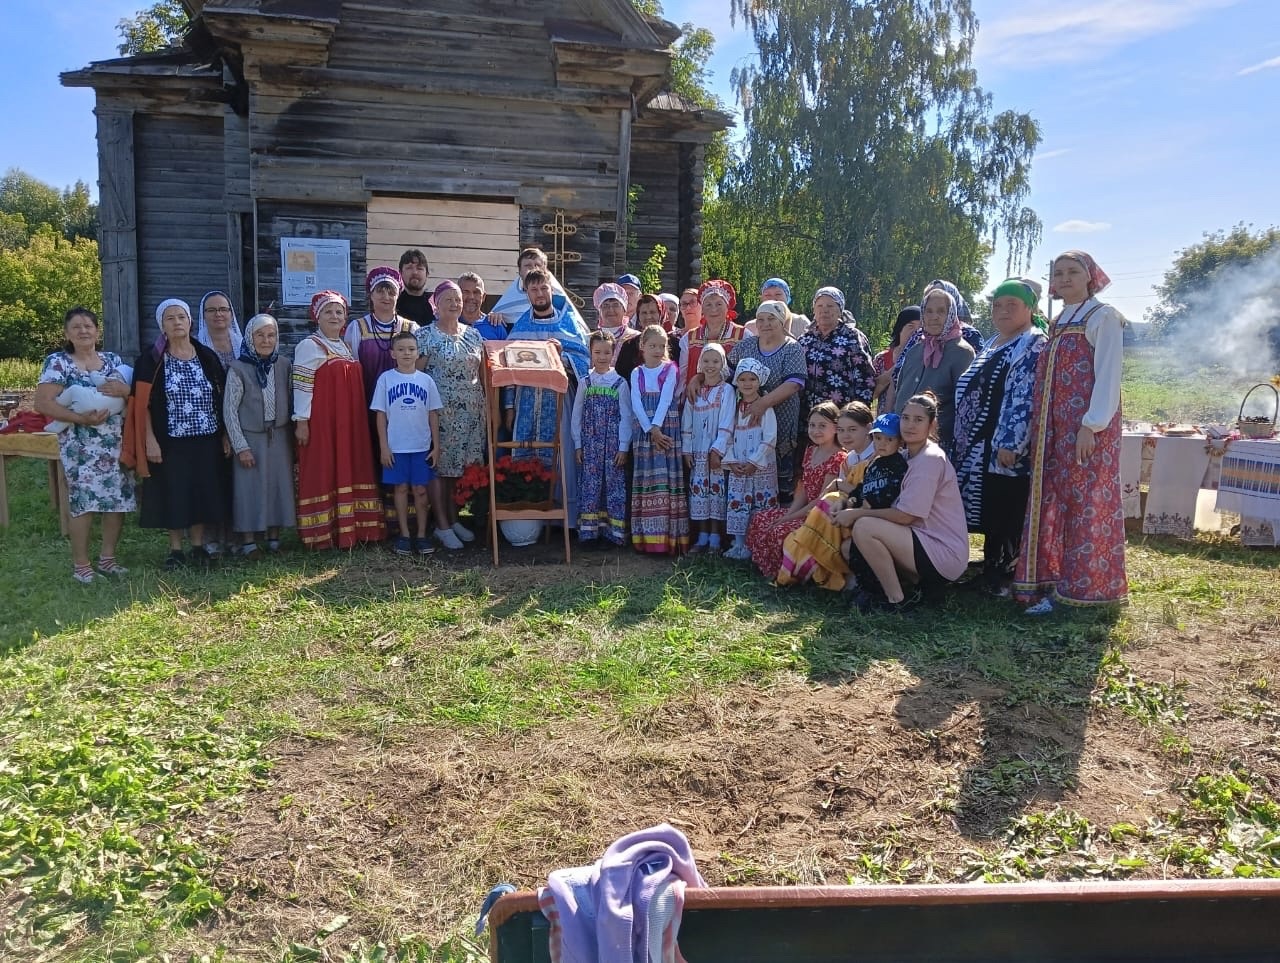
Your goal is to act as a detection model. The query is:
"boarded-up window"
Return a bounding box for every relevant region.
[365,197,519,293]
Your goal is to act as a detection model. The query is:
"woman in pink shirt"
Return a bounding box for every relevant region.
[845,390,969,613]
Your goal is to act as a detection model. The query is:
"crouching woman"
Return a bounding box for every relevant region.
[844,391,969,613]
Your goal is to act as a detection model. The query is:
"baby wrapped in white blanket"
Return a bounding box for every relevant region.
[46,366,132,433]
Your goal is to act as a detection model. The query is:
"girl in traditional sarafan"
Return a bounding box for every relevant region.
[629,324,689,555]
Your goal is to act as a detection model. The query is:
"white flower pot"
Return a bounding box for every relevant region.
[499,518,543,547]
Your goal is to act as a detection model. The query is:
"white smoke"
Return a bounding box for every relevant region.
[1161,245,1280,380]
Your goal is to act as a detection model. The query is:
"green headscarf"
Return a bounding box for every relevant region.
[992,278,1047,331]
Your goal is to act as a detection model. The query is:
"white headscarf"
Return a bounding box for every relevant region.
[153,298,191,356]
[196,291,242,359]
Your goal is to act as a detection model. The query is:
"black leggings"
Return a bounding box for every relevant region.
[980,473,1030,577]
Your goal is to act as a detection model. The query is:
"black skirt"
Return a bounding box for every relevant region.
[139,433,229,530]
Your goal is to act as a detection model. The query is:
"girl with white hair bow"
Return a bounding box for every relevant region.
[713,356,779,560]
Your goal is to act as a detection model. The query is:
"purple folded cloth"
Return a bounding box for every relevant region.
[539,823,705,963]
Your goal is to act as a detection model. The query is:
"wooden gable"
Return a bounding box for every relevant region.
[64,0,730,350]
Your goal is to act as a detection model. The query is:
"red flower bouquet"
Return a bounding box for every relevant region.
[454,455,554,511]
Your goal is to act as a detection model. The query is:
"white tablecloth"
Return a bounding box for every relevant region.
[1120,432,1226,539]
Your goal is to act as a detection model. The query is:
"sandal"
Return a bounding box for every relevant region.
[96,557,129,576]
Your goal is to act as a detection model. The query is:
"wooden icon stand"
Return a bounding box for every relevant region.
[481,340,573,567]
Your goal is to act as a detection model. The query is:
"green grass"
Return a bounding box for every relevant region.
[1,454,1279,959]
[1122,343,1264,424]
[0,358,41,390]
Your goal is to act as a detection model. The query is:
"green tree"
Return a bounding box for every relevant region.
[0,169,98,244]
[1148,223,1280,334]
[0,226,102,360]
[708,0,1041,335]
[632,0,730,188]
[116,0,189,56]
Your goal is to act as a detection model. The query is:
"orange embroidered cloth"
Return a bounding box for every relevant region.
[484,340,569,394]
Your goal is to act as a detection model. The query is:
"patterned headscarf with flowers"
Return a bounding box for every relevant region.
[1050,250,1112,299]
[920,288,962,370]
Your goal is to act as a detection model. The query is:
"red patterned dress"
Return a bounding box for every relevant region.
[1014,302,1127,605]
[747,445,846,580]
[292,334,383,550]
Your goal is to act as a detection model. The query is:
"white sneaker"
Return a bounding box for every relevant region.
[451,522,475,543]
[1024,598,1055,616]
[723,543,751,561]
[435,527,465,550]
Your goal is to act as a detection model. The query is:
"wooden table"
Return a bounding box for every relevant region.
[0,432,70,536]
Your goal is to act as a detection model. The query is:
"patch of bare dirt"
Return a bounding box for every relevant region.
[185,620,1279,957]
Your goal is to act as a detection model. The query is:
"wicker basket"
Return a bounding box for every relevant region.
[1237,383,1278,438]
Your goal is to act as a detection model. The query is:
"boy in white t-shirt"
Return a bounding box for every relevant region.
[370,331,447,556]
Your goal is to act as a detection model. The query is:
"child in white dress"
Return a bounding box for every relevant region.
[714,358,778,560]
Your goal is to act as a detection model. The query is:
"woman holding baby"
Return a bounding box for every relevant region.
[33,306,137,584]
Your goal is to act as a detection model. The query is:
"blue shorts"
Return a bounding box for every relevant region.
[383,451,436,487]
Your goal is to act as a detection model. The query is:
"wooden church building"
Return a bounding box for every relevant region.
[62,0,731,355]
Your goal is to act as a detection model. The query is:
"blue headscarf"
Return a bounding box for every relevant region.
[238,313,280,388]
[761,277,792,305]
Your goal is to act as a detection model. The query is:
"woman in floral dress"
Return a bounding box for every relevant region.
[416,280,486,545]
[1015,251,1127,614]
[34,306,136,583]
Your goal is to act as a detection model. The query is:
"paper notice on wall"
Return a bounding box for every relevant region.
[281,237,351,306]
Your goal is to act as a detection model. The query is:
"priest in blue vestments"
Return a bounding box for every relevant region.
[502,268,592,526]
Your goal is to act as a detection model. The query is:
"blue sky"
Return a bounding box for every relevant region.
[663,0,1280,315]
[2,0,1278,317]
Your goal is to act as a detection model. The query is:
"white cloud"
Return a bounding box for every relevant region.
[1238,55,1280,76]
[1037,147,1072,160]
[1053,219,1112,234]
[974,0,1241,67]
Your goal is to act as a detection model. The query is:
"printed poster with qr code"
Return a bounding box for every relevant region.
[281,237,351,306]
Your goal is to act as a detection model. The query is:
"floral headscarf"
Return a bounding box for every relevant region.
[922,279,971,322]
[734,356,771,387]
[1050,250,1112,298]
[813,286,846,312]
[195,291,242,359]
[238,313,280,388]
[697,279,738,321]
[921,289,962,370]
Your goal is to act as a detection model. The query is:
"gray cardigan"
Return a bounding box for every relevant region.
[894,338,976,445]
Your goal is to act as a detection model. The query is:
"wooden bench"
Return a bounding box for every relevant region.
[488,880,1280,962]
[0,432,70,536]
